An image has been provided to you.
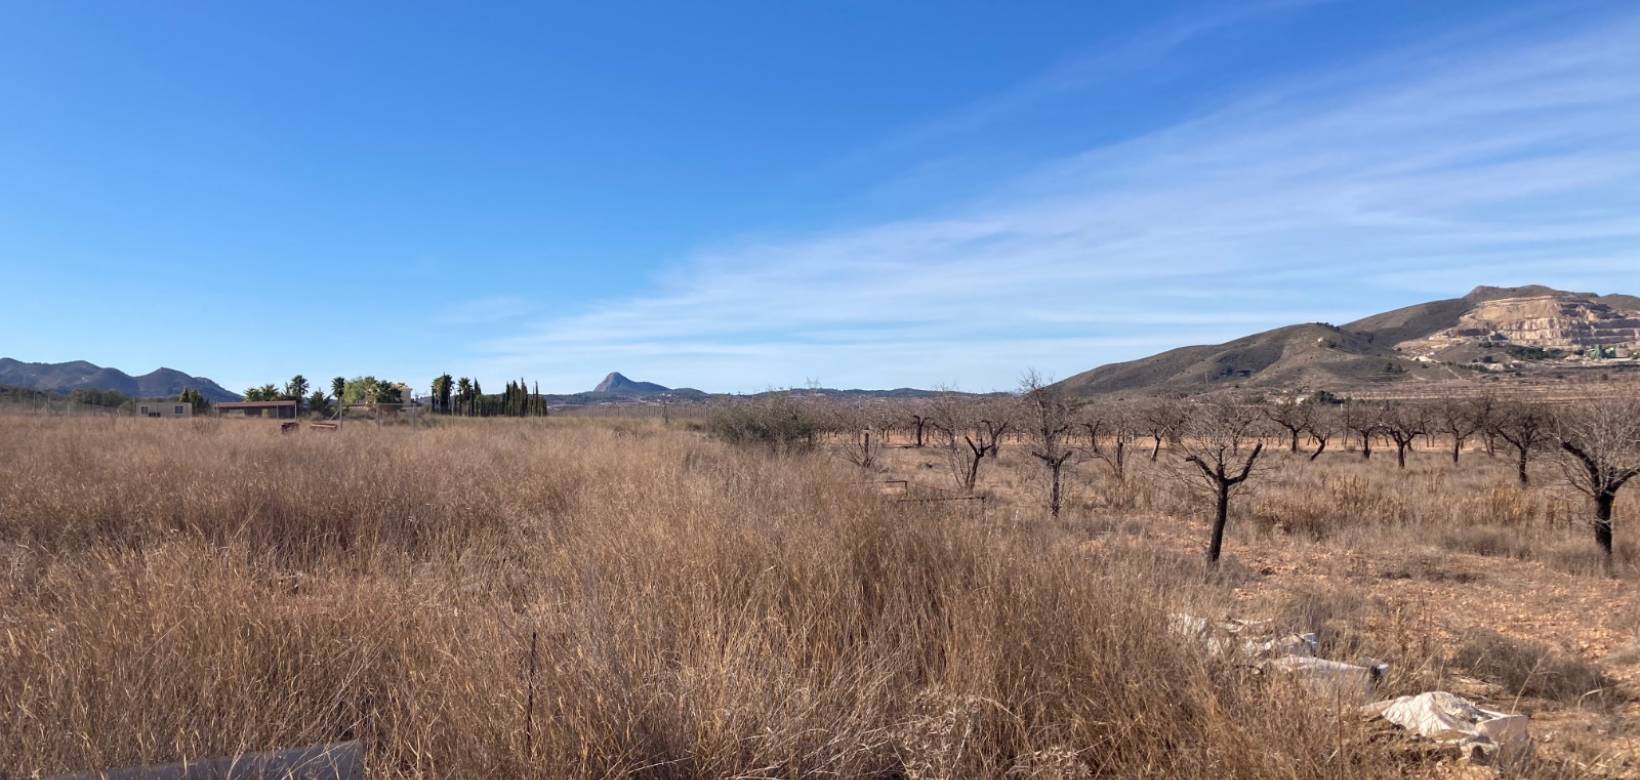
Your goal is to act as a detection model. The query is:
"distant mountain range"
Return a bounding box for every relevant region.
[0,358,240,402]
[1054,285,1640,397]
[16,286,1627,409]
[540,372,991,407]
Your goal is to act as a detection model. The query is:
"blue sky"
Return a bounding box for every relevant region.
[3,1,1639,394]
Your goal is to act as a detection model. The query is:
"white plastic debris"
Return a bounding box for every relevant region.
[1363,691,1531,765]
[1267,655,1387,699]
[1171,612,1386,700]
[1253,632,1320,659]
[1169,613,1318,659]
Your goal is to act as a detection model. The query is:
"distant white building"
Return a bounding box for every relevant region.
[136,401,193,418]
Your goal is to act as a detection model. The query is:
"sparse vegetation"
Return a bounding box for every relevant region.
[3,392,1640,777]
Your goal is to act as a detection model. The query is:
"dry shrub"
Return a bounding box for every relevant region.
[703,394,820,450]
[1437,525,1535,559]
[0,416,1419,778]
[1376,553,1485,584]
[1450,629,1615,707]
[1536,538,1640,579]
[1454,484,1539,529]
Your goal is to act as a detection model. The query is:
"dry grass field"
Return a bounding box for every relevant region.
[2,413,1638,777]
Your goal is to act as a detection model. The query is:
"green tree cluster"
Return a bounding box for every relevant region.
[234,374,338,417]
[70,388,130,408]
[177,388,211,413]
[439,374,548,417]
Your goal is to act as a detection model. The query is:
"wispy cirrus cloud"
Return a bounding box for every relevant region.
[436,294,535,326]
[476,9,1640,393]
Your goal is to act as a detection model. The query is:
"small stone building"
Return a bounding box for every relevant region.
[213,400,299,419]
[136,401,194,418]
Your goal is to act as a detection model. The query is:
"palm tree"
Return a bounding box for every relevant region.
[285,375,309,412]
[456,377,472,416]
[331,377,346,405]
[432,374,453,414]
[374,381,401,404]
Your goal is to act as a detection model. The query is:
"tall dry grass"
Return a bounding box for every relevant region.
[0,416,1456,777]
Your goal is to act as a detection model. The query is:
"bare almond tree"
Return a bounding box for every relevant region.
[1555,399,1640,567]
[1342,402,1381,460]
[1082,401,1108,455]
[1263,398,1312,453]
[1142,398,1186,461]
[909,406,932,449]
[1306,404,1339,462]
[1492,400,1551,486]
[1021,371,1078,518]
[1436,396,1483,465]
[1081,415,1105,453]
[1470,393,1500,458]
[1380,402,1429,469]
[1173,397,1268,566]
[926,394,965,489]
[928,395,1004,492]
[978,397,1017,458]
[1088,401,1136,482]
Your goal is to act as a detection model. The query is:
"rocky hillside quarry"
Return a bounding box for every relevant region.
[1393,287,1640,360]
[1058,285,1640,396]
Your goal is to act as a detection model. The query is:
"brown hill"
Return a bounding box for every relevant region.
[1056,323,1417,396]
[1056,285,1640,397]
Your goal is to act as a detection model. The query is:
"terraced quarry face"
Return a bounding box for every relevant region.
[1400,294,1640,357]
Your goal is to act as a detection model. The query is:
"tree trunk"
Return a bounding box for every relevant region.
[1049,464,1064,518]
[1309,437,1328,462]
[1396,442,1408,469]
[1515,446,1530,486]
[1207,482,1230,566]
[1595,491,1616,567]
[1150,434,1162,461]
[1360,434,1372,460]
[1289,430,1299,453]
[1451,437,1462,464]
[914,419,925,448]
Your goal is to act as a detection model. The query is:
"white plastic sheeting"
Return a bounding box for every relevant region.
[1171,615,1531,767]
[1363,692,1531,765]
[1168,613,1320,660]
[1267,655,1388,699]
[1171,612,1391,705]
